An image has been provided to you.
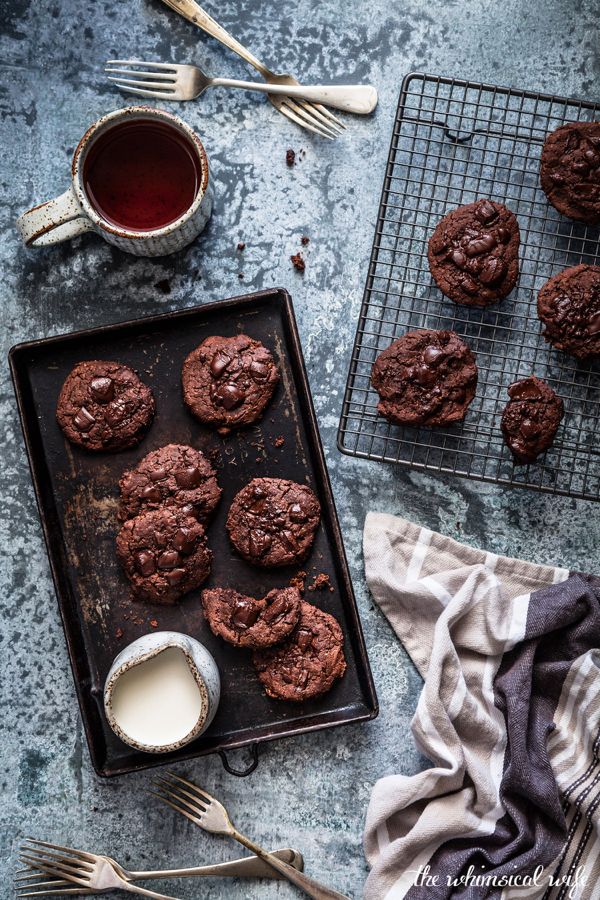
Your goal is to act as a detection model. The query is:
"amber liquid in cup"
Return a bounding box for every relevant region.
[83,120,202,232]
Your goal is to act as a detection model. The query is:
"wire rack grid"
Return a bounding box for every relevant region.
[338,72,600,501]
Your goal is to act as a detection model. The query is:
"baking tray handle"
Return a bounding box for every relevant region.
[218,743,260,777]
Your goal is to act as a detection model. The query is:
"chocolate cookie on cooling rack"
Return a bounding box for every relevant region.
[537,264,600,359]
[371,329,478,427]
[501,376,564,464]
[540,121,600,224]
[427,199,520,306]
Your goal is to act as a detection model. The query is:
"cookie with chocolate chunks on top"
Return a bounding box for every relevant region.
[253,601,346,701]
[181,334,279,434]
[371,329,478,427]
[56,360,155,452]
[537,264,600,360]
[116,507,211,604]
[501,376,564,465]
[226,477,321,568]
[201,586,301,649]
[540,122,600,224]
[118,443,221,524]
[427,199,520,306]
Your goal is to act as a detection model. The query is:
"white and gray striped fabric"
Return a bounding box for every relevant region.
[363,512,600,900]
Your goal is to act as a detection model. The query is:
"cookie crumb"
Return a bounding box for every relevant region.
[237,242,246,251]
[155,279,171,294]
[301,235,310,246]
[286,148,296,166]
[291,252,305,273]
[289,570,307,593]
[115,627,124,639]
[149,619,158,628]
[274,435,285,448]
[309,573,334,593]
[238,272,244,279]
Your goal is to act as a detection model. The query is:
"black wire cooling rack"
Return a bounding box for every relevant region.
[338,72,600,501]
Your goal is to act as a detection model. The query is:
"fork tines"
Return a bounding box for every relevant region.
[106,59,179,97]
[15,838,95,896]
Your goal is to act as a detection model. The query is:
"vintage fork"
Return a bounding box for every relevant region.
[157,0,347,139]
[150,772,352,900]
[15,845,303,896]
[17,840,182,899]
[106,60,378,116]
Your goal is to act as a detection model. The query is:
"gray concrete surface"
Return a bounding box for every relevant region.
[1,0,599,896]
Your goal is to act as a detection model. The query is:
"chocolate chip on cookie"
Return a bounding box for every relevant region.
[253,601,346,702]
[116,507,211,604]
[540,122,600,224]
[201,586,301,649]
[501,376,564,464]
[427,199,520,306]
[226,477,321,568]
[537,264,600,359]
[182,335,279,434]
[56,360,155,452]
[371,329,478,427]
[118,443,221,524]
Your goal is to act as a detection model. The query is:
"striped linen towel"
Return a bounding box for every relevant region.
[363,512,600,900]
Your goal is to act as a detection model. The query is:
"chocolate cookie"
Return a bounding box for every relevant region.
[118,443,221,523]
[116,507,211,604]
[56,360,155,452]
[427,199,520,306]
[253,601,346,702]
[226,477,321,568]
[371,329,478,427]
[182,335,279,434]
[501,377,564,464]
[537,264,600,359]
[201,586,301,649]
[540,122,600,224]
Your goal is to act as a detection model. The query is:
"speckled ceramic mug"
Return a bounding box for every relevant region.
[104,631,220,753]
[16,106,213,257]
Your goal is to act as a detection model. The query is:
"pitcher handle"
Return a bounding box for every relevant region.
[16,186,94,247]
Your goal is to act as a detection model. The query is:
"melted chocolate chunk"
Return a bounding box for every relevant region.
[74,406,95,432]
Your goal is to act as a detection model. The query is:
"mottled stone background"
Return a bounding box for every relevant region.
[1,0,599,896]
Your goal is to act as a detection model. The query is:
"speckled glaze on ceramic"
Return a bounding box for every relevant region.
[15,106,213,257]
[103,631,220,754]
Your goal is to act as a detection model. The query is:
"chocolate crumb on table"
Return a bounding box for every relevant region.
[155,279,171,294]
[237,242,245,251]
[274,435,285,448]
[308,572,334,592]
[289,570,307,592]
[286,148,296,166]
[301,235,310,246]
[291,252,305,273]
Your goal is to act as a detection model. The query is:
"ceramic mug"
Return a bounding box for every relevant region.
[16,106,213,257]
[104,631,221,754]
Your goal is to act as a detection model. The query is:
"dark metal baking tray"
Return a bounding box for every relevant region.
[338,72,600,500]
[10,288,377,777]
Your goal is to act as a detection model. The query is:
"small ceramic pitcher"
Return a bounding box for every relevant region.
[104,631,220,753]
[16,106,213,257]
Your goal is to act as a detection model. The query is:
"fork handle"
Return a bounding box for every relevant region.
[211,79,377,114]
[158,0,271,78]
[231,829,351,900]
[121,883,182,900]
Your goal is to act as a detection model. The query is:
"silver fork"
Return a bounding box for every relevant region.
[105,61,378,119]
[150,772,352,900]
[157,0,348,139]
[15,845,304,895]
[17,840,181,899]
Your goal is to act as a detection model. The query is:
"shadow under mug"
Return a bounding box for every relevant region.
[16,106,213,258]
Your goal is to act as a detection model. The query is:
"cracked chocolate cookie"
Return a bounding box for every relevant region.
[226,477,321,568]
[56,360,155,452]
[182,334,279,434]
[537,264,600,359]
[540,122,600,224]
[253,601,346,701]
[427,199,520,306]
[118,443,221,524]
[201,586,301,649]
[501,376,564,464]
[371,329,478,426]
[116,507,211,604]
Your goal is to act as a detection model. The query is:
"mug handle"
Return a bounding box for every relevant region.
[16,186,94,247]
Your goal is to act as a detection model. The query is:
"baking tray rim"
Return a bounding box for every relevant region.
[9,287,378,777]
